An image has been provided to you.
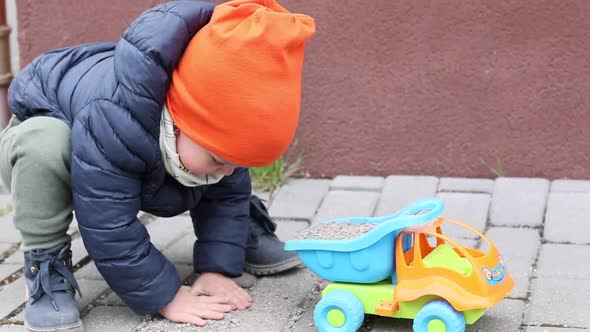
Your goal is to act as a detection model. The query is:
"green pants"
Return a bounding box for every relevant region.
[0,116,73,251]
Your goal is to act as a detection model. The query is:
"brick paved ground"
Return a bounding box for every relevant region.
[1,176,589,332]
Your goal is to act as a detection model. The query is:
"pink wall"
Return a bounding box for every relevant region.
[15,0,590,179]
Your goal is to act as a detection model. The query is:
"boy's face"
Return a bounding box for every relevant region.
[176,131,238,176]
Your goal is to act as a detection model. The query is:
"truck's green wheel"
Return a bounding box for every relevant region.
[413,300,465,332]
[314,290,364,332]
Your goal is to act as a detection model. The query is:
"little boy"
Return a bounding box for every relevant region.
[0,0,315,330]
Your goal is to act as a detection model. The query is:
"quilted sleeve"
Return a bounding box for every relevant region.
[71,100,180,315]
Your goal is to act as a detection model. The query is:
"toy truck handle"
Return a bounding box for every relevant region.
[321,197,444,226]
[392,197,444,221]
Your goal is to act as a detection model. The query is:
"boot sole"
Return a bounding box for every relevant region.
[244,257,303,276]
[25,321,83,332]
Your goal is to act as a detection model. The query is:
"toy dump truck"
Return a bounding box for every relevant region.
[285,198,514,332]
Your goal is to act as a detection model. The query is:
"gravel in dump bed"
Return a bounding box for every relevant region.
[291,221,378,241]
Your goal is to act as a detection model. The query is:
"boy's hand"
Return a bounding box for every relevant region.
[159,286,233,326]
[191,272,252,310]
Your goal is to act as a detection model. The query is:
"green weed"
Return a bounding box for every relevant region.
[250,152,304,193]
[480,154,505,177]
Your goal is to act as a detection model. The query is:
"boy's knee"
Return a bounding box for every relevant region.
[13,117,72,166]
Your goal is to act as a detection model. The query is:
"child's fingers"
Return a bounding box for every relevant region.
[185,299,229,320]
[198,295,231,305]
[191,308,225,320]
[177,314,207,326]
[190,284,207,296]
[199,311,225,321]
[230,288,252,310]
[237,287,252,304]
[231,285,252,302]
[209,303,234,313]
[194,296,234,312]
[242,288,253,303]
[189,278,252,310]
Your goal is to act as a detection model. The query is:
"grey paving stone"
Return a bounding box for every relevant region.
[77,279,110,311]
[269,179,331,221]
[275,219,309,242]
[284,280,327,332]
[371,317,413,331]
[134,318,197,332]
[0,325,24,332]
[252,190,271,205]
[67,216,79,236]
[438,177,494,194]
[0,194,12,216]
[485,227,540,299]
[490,178,549,227]
[165,268,321,332]
[330,176,385,192]
[162,233,195,265]
[525,278,590,328]
[312,190,379,224]
[1,251,21,265]
[75,261,103,280]
[7,309,23,323]
[466,298,524,332]
[232,272,257,290]
[436,192,491,238]
[145,215,193,251]
[0,242,13,258]
[71,238,88,266]
[551,179,590,193]
[0,214,21,244]
[97,291,126,307]
[0,264,20,282]
[287,315,320,332]
[536,244,590,280]
[82,306,143,332]
[374,176,438,217]
[544,192,590,244]
[204,268,321,332]
[0,277,25,319]
[455,238,479,250]
[526,327,589,331]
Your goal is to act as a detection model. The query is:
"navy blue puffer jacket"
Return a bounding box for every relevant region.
[7,1,252,315]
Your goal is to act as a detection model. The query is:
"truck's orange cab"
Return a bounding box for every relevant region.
[394,217,515,312]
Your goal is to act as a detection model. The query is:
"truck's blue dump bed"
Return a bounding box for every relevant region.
[284,198,444,283]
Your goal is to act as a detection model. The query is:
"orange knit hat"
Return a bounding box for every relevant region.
[167,0,315,167]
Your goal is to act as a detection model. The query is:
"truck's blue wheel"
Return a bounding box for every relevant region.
[314,290,365,332]
[413,300,466,332]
